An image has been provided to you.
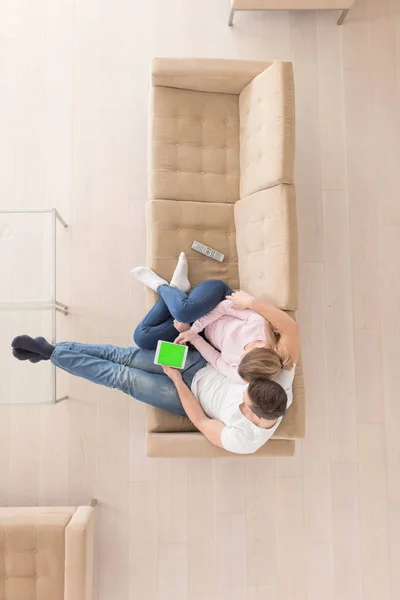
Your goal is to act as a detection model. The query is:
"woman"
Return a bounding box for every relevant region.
[131,256,299,384]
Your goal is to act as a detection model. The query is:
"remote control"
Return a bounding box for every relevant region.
[191,241,225,262]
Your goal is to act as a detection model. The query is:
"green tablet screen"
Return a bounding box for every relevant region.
[156,341,187,368]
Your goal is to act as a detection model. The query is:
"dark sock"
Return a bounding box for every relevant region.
[12,348,43,363]
[12,335,55,359]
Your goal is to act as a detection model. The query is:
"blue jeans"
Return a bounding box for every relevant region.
[134,279,233,350]
[51,342,206,415]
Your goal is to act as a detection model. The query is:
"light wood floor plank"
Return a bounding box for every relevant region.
[159,543,187,600]
[389,500,400,600]
[0,406,10,504]
[129,481,158,600]
[343,67,380,330]
[316,11,347,191]
[158,460,187,544]
[8,408,40,506]
[246,460,276,586]
[379,226,400,503]
[248,585,276,600]
[330,463,363,600]
[323,192,358,463]
[306,542,333,600]
[358,424,391,600]
[39,403,69,505]
[299,263,331,544]
[290,12,324,262]
[97,382,130,600]
[275,478,306,600]
[218,513,247,600]
[354,330,384,424]
[367,0,400,227]
[187,460,218,600]
[216,459,246,514]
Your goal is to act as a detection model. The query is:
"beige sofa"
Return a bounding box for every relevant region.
[0,503,96,600]
[145,58,305,457]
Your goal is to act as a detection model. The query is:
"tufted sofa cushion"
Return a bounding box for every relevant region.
[145,199,239,308]
[0,509,74,600]
[234,184,298,310]
[239,60,295,198]
[150,86,240,203]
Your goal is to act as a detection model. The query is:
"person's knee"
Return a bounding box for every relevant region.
[173,305,192,323]
[133,326,149,349]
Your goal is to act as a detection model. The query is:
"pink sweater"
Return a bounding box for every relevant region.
[190,299,268,383]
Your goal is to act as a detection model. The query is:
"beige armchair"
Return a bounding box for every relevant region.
[0,501,96,600]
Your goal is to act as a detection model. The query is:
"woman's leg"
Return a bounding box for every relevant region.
[157,280,233,323]
[133,298,178,350]
[51,343,206,415]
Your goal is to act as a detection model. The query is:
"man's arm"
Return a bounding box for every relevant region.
[162,366,225,448]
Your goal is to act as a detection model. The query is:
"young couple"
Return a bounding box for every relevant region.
[11,253,299,454]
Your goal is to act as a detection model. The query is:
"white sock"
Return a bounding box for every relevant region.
[130,267,168,292]
[170,252,191,293]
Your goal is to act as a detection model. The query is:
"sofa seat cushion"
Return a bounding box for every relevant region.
[239,60,295,197]
[0,510,74,600]
[151,86,240,203]
[145,199,239,308]
[234,184,298,310]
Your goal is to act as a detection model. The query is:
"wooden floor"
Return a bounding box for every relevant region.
[0,0,399,598]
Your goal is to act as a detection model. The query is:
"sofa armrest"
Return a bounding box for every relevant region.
[64,506,96,600]
[152,57,273,94]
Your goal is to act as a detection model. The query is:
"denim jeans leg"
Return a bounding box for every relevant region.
[51,343,206,415]
[157,279,233,323]
[133,298,177,350]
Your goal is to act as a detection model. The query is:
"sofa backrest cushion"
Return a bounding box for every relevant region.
[150,86,240,203]
[152,57,274,94]
[234,185,298,310]
[239,60,295,197]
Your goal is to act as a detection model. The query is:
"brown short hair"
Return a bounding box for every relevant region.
[238,347,282,382]
[247,379,288,420]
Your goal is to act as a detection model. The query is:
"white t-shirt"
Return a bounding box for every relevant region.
[191,365,295,455]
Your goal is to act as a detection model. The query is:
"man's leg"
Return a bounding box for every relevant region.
[157,280,233,323]
[51,344,204,415]
[133,298,178,350]
[53,341,205,380]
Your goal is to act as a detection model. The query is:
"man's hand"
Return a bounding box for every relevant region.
[162,365,183,384]
[225,290,254,310]
[173,319,191,333]
[175,329,196,345]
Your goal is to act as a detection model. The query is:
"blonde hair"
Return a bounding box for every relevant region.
[238,325,293,382]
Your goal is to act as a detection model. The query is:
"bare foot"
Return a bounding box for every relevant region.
[173,320,191,333]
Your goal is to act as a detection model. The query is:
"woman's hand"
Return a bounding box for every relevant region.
[173,319,191,333]
[175,329,196,345]
[226,290,254,310]
[162,365,183,384]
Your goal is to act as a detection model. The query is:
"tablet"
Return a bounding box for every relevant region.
[154,340,188,370]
